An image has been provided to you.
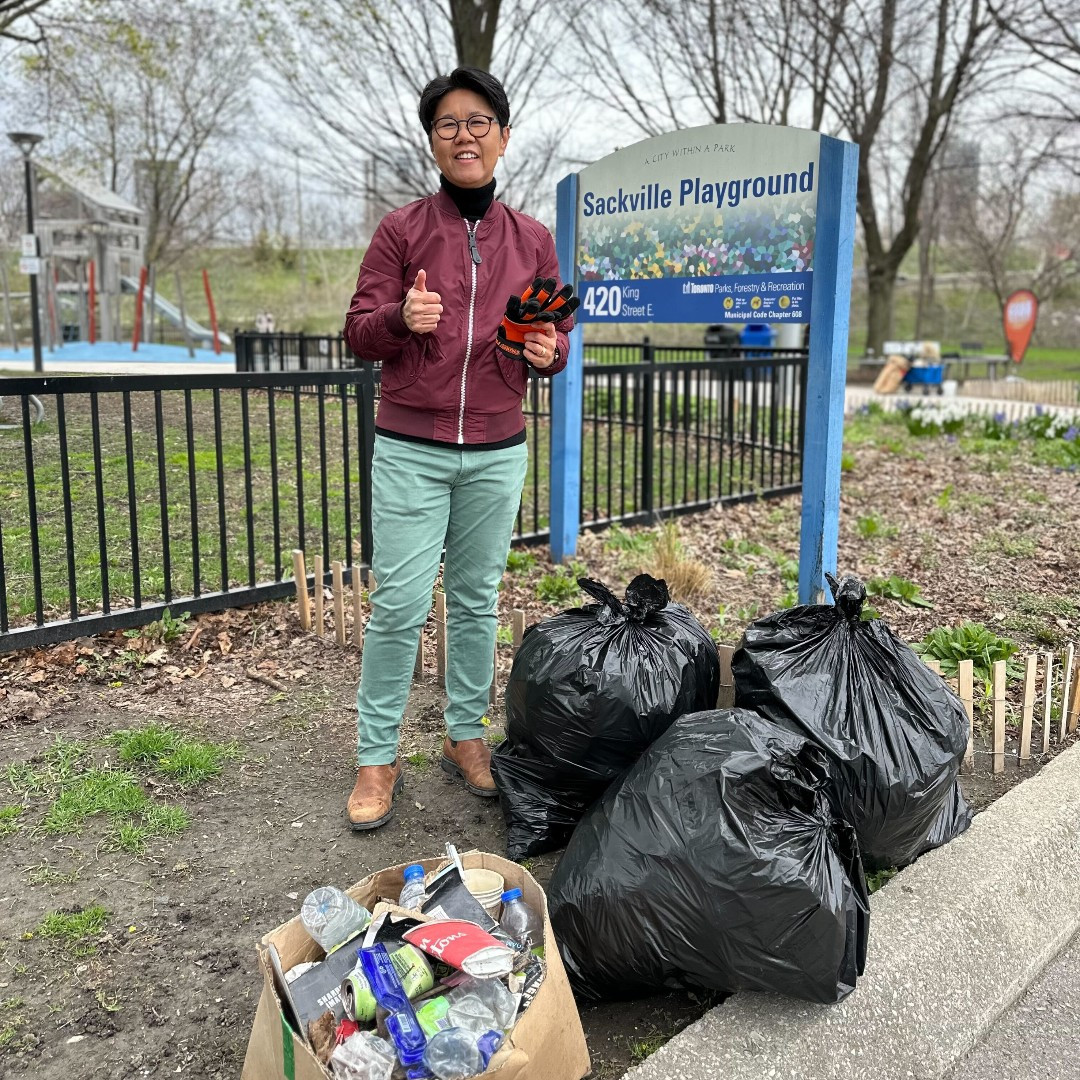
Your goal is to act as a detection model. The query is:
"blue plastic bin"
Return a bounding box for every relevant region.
[740,324,776,357]
[902,365,944,386]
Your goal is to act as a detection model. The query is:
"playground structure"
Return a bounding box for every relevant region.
[1,167,228,354]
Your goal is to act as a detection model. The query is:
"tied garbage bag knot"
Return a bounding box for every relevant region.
[825,571,866,623]
[576,573,669,624]
[492,573,719,860]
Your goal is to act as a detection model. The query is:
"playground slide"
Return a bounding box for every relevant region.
[119,275,232,347]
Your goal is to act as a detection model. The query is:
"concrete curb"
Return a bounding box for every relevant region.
[621,741,1080,1080]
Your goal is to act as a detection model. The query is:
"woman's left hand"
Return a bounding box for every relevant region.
[523,323,558,370]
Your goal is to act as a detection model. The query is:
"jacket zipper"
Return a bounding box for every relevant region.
[458,219,481,444]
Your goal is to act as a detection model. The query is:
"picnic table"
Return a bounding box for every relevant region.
[940,354,1010,381]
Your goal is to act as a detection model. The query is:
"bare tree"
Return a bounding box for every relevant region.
[954,132,1080,312]
[808,0,1021,353]
[249,0,565,224]
[18,0,252,265]
[0,0,54,43]
[992,0,1080,125]
[555,0,831,142]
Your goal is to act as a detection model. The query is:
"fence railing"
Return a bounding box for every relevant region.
[235,332,809,535]
[235,332,356,371]
[0,370,377,651]
[958,378,1080,407]
[0,338,808,651]
[577,347,806,529]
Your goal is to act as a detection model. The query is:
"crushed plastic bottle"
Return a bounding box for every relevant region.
[330,1030,396,1080]
[398,863,428,911]
[359,944,428,1068]
[301,887,372,953]
[422,1027,483,1080]
[497,889,543,955]
[447,975,518,1032]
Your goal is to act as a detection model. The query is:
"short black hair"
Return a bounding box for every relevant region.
[418,67,511,136]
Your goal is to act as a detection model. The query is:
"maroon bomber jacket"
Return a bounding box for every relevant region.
[344,188,572,445]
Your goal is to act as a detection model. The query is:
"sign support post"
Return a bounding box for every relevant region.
[797,135,859,604]
[551,172,583,563]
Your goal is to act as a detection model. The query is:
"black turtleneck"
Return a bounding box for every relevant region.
[440,174,496,221]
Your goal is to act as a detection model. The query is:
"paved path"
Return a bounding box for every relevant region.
[946,931,1080,1080]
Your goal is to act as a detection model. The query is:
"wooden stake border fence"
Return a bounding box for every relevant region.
[290,549,1079,768]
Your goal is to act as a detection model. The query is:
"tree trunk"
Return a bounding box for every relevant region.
[865,264,897,357]
[448,0,501,70]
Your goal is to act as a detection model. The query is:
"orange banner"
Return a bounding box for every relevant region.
[1003,289,1038,363]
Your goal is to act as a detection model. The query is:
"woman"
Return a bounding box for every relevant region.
[342,67,574,831]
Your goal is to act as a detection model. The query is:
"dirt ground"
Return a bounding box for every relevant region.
[0,628,713,1080]
[1,411,1078,1079]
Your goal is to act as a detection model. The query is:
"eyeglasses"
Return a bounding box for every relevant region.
[433,114,496,140]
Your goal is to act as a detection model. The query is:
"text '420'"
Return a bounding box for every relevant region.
[580,284,653,320]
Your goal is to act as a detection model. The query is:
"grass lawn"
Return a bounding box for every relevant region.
[0,386,363,624]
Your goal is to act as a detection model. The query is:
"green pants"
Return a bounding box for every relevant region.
[356,434,528,765]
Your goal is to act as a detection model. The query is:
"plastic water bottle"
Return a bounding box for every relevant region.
[422,1027,484,1080]
[300,886,371,952]
[398,863,427,910]
[497,888,543,955]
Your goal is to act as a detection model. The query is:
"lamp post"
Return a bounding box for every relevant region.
[8,131,44,373]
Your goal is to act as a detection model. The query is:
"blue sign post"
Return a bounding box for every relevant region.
[552,124,858,601]
[797,135,859,603]
[552,172,584,565]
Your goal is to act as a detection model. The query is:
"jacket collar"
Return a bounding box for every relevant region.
[432,185,502,225]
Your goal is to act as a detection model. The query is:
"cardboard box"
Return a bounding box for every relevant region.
[872,354,910,394]
[240,851,590,1080]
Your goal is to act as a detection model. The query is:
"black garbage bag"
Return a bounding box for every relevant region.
[920,780,973,856]
[732,573,971,871]
[547,709,869,1004]
[491,574,719,861]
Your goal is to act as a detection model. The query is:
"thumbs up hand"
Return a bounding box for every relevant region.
[402,269,443,334]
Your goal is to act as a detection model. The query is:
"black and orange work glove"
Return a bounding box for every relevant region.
[495,279,580,363]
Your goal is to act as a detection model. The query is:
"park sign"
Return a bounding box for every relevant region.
[554,126,859,606]
[573,124,821,323]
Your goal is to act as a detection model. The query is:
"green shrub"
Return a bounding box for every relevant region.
[866,575,933,609]
[536,567,580,604]
[604,523,655,558]
[856,514,898,539]
[505,549,537,574]
[914,622,1021,687]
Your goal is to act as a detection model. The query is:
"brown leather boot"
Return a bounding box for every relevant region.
[346,761,403,831]
[440,736,498,798]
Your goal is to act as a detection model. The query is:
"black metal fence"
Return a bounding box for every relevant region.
[578,345,807,530]
[235,332,356,372]
[0,370,376,651]
[0,336,807,651]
